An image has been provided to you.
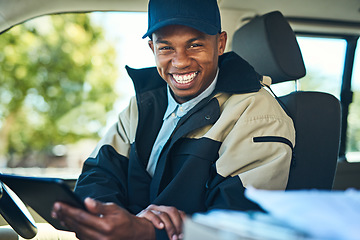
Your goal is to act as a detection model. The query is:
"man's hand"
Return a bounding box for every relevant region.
[137,204,186,240]
[52,198,155,240]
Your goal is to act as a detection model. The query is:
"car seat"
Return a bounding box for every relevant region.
[232,11,341,190]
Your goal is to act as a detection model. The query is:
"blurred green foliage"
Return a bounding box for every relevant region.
[0,14,118,167]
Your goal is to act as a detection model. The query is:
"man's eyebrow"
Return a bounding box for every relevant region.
[186,36,206,43]
[155,39,170,44]
[155,36,207,44]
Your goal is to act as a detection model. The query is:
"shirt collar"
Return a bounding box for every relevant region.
[164,68,219,120]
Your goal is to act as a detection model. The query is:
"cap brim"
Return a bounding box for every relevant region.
[142,18,220,39]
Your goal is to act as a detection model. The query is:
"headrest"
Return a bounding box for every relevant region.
[232,11,306,84]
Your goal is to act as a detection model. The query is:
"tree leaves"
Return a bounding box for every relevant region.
[0,13,118,166]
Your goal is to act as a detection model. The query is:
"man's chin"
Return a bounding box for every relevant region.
[172,91,198,103]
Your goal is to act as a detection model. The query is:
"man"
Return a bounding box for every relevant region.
[52,0,295,239]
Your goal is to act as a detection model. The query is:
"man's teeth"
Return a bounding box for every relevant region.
[172,72,197,84]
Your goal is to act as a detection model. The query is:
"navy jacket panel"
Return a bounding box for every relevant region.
[151,137,221,213]
[205,174,263,211]
[133,86,167,167]
[75,145,129,208]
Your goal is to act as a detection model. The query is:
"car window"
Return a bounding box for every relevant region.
[0,12,153,178]
[271,36,346,98]
[347,38,360,162]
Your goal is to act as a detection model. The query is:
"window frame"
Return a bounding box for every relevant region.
[295,31,359,161]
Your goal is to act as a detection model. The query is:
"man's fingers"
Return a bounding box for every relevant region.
[53,201,123,239]
[52,200,112,234]
[148,205,184,235]
[52,200,157,240]
[158,211,178,240]
[84,197,112,216]
[137,207,179,239]
[137,209,165,229]
[141,205,186,239]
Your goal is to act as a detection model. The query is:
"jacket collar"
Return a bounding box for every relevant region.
[125,51,261,96]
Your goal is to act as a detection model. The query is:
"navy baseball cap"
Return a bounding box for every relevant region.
[142,0,221,39]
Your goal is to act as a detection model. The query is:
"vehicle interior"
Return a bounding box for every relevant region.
[0,0,359,239]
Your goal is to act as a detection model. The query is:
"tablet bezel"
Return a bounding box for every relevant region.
[0,174,85,231]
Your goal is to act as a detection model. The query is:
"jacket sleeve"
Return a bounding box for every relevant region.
[74,97,138,207]
[205,89,295,210]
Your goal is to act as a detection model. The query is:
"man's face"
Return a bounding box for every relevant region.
[149,25,227,103]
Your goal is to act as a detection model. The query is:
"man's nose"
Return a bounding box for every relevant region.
[172,50,191,69]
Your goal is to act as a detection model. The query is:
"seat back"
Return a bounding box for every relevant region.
[279,92,341,189]
[232,11,341,190]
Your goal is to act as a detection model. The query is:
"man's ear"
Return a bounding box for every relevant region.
[148,40,155,54]
[218,31,227,56]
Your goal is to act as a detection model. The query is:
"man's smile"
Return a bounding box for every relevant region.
[171,71,199,84]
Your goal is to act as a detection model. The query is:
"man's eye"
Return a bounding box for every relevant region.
[158,46,172,51]
[190,43,202,48]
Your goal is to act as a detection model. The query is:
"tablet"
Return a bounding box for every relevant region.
[0,174,85,231]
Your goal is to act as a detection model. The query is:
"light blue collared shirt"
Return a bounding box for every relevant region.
[146,70,219,176]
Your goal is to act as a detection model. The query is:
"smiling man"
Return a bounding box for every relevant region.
[149,25,225,104]
[52,0,295,239]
